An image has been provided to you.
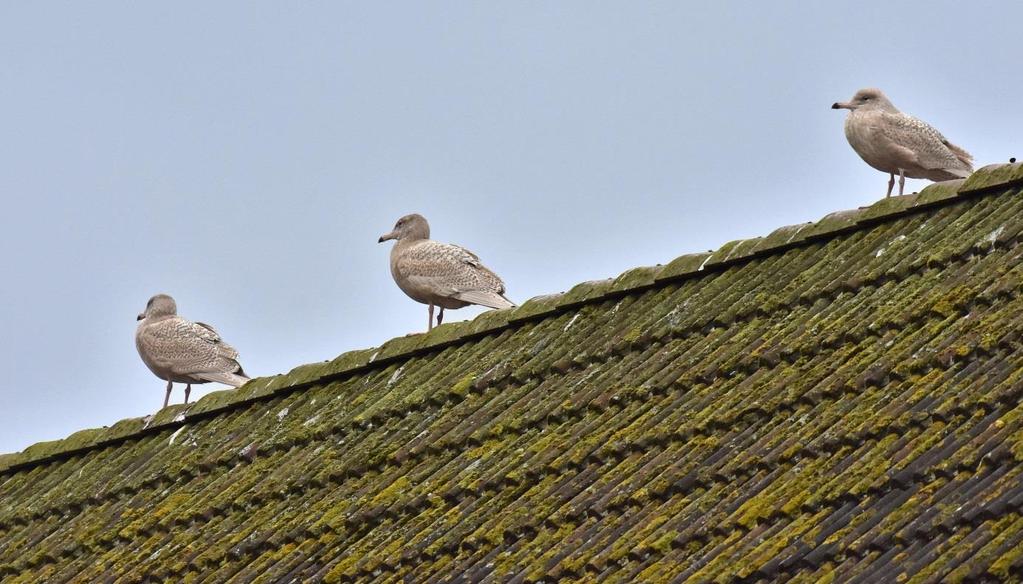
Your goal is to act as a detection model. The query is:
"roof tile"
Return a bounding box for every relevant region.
[960,162,1023,194]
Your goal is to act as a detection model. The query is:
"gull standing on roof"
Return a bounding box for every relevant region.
[832,88,973,197]
[378,213,515,331]
[136,294,249,408]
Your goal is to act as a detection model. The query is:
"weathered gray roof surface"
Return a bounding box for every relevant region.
[3,164,1023,582]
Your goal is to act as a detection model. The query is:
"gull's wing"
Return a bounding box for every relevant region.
[880,112,973,175]
[138,317,247,381]
[396,240,509,303]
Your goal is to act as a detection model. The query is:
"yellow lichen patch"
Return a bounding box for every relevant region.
[448,373,477,399]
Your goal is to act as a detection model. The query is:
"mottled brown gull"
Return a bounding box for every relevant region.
[135,294,249,408]
[378,213,515,331]
[832,88,973,197]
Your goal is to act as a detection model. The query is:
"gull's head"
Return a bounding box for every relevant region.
[139,294,177,321]
[832,88,895,113]
[379,213,430,243]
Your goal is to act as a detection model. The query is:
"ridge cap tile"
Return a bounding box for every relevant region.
[654,251,715,282]
[800,208,865,239]
[556,278,616,308]
[468,303,515,334]
[960,162,1023,194]
[750,222,815,255]
[608,265,663,294]
[915,179,966,207]
[704,236,764,268]
[856,192,920,223]
[508,292,564,323]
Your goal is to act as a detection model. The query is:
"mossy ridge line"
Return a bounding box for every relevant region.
[0,333,515,531]
[0,395,275,514]
[0,211,990,503]
[0,269,1011,544]
[0,327,513,478]
[0,319,521,482]
[1,183,1016,476]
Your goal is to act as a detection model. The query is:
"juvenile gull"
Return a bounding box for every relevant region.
[378,213,515,331]
[832,88,973,197]
[135,294,249,408]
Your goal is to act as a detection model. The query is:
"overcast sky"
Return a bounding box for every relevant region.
[1,2,1018,454]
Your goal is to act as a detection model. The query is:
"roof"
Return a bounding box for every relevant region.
[3,163,1023,583]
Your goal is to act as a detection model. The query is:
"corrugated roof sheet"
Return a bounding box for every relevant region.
[3,163,1023,583]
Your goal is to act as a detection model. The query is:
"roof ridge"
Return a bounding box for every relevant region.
[2,162,1020,474]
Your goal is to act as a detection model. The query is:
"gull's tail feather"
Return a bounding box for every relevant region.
[196,371,250,388]
[456,290,516,310]
[943,140,974,170]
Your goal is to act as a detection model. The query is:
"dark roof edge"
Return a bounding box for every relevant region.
[3,163,1021,475]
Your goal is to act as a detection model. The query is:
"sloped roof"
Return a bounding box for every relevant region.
[3,164,1023,583]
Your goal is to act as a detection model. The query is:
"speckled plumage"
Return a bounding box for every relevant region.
[135,294,248,408]
[379,214,514,331]
[833,88,973,196]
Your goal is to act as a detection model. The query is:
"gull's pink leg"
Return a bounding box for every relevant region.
[428,304,434,331]
[886,173,895,197]
[163,380,172,409]
[898,169,906,196]
[437,307,445,327]
[184,384,191,404]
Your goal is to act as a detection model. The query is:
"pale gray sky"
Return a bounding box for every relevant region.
[1,2,1018,454]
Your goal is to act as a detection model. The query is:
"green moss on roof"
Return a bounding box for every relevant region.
[656,252,714,281]
[916,178,966,206]
[4,167,1023,582]
[610,265,663,293]
[961,161,1023,194]
[800,208,863,239]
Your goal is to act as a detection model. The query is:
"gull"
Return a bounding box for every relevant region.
[136,294,249,408]
[379,213,515,331]
[833,88,973,196]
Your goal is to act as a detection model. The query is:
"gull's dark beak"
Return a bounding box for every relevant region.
[378,231,397,243]
[136,313,145,321]
[832,101,850,110]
